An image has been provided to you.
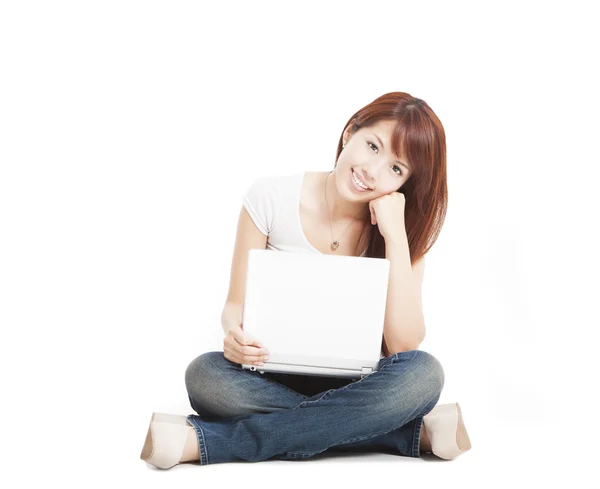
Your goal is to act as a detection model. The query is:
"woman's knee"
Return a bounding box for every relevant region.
[393,349,445,401]
[184,351,227,395]
[411,350,445,398]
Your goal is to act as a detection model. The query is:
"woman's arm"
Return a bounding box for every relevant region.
[221,301,244,334]
[382,235,426,353]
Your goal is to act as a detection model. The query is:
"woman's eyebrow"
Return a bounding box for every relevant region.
[371,132,411,171]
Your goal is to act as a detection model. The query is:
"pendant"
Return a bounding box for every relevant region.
[331,240,339,250]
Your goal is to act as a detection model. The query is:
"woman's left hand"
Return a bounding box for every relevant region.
[368,192,406,241]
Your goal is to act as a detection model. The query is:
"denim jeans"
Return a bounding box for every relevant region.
[184,349,444,465]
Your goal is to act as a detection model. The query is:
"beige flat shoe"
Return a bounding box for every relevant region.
[140,412,194,469]
[422,402,472,460]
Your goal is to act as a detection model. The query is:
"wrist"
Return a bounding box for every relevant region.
[384,233,408,249]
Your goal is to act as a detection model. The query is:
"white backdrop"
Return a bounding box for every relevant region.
[1,0,598,487]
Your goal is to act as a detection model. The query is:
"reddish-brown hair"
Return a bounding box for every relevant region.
[334,92,448,266]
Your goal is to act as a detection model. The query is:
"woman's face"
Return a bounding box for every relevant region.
[335,119,412,199]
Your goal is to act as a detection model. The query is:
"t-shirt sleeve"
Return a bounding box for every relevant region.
[242,175,280,236]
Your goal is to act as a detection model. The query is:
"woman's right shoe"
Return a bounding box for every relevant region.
[422,402,472,460]
[140,412,195,470]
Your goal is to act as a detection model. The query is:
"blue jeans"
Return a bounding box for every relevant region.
[184,349,444,465]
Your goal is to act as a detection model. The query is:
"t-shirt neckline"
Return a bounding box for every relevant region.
[296,171,367,257]
[297,172,322,254]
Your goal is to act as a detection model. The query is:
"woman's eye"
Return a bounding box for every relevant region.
[369,141,402,176]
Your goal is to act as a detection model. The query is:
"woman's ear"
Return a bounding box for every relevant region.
[343,120,356,144]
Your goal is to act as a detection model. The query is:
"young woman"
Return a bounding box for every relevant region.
[140,92,472,469]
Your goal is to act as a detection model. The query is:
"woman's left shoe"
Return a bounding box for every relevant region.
[140,412,195,469]
[422,402,472,460]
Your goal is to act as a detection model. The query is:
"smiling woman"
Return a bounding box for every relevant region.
[141,92,470,471]
[333,94,448,265]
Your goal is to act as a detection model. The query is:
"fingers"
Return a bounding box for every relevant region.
[225,347,271,366]
[241,344,270,356]
[225,337,269,356]
[224,324,271,366]
[224,336,270,366]
[369,203,376,225]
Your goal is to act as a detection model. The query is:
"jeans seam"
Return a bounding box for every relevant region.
[412,415,423,458]
[187,416,208,465]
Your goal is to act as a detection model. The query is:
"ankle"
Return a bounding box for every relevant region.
[179,426,200,463]
[420,425,432,454]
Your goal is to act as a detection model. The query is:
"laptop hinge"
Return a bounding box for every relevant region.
[360,367,373,379]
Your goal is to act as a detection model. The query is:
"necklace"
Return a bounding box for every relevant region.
[324,171,368,251]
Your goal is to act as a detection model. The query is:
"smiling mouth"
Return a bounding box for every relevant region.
[352,169,372,191]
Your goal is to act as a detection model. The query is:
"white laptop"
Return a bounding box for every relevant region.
[240,249,390,380]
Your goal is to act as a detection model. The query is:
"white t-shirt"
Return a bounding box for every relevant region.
[242,171,384,359]
[242,171,368,255]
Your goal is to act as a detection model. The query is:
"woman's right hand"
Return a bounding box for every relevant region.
[223,324,270,367]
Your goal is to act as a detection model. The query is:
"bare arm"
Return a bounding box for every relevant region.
[221,205,268,333]
[221,301,244,334]
[382,235,426,354]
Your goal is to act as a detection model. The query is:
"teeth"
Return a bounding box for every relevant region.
[352,170,369,190]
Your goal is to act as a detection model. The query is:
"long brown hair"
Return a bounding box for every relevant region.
[334,92,448,266]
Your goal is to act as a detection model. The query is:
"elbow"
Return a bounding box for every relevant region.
[388,331,426,355]
[384,320,426,355]
[389,342,421,355]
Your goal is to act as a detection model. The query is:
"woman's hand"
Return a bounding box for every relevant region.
[368,191,406,241]
[223,324,271,367]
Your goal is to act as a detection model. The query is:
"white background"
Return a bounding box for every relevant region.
[1,0,598,487]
